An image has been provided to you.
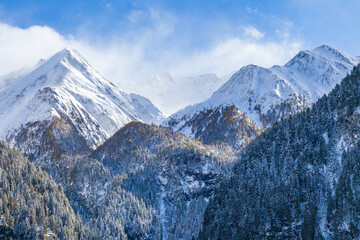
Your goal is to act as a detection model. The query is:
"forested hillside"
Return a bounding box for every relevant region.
[92,122,237,239]
[0,142,91,239]
[164,105,261,149]
[199,64,360,239]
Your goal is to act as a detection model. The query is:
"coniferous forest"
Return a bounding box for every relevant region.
[200,65,360,239]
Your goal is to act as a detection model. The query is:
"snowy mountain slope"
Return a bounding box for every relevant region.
[0,48,165,152]
[127,72,233,115]
[130,93,166,124]
[164,45,360,141]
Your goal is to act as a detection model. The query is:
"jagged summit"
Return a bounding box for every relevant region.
[52,47,86,62]
[47,48,106,84]
[288,44,355,63]
[213,64,284,103]
[0,48,165,152]
[5,47,114,93]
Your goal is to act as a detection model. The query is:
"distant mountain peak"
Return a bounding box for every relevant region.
[285,45,358,69]
[314,44,346,55]
[315,44,338,51]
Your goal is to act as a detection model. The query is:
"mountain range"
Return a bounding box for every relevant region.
[1,45,360,239]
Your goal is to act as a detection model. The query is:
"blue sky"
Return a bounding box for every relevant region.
[0,0,359,86]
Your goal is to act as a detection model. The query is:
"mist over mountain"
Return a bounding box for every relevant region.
[127,72,233,115]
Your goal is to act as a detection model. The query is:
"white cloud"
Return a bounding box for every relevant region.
[243,26,265,39]
[128,10,145,23]
[167,37,302,78]
[0,22,152,89]
[0,21,302,100]
[0,23,70,74]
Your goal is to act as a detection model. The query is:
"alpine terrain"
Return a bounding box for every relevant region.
[200,63,360,239]
[0,141,93,239]
[0,48,165,164]
[1,45,360,240]
[164,45,360,149]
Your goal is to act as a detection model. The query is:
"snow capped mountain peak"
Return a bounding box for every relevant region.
[164,45,360,138]
[0,48,165,150]
[215,64,274,97]
[285,44,359,73]
[54,47,75,59]
[314,44,356,62]
[51,48,103,79]
[214,44,360,113]
[39,48,83,72]
[53,47,86,63]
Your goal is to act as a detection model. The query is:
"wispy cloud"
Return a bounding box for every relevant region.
[0,7,303,91]
[168,37,302,77]
[0,23,70,72]
[242,26,264,39]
